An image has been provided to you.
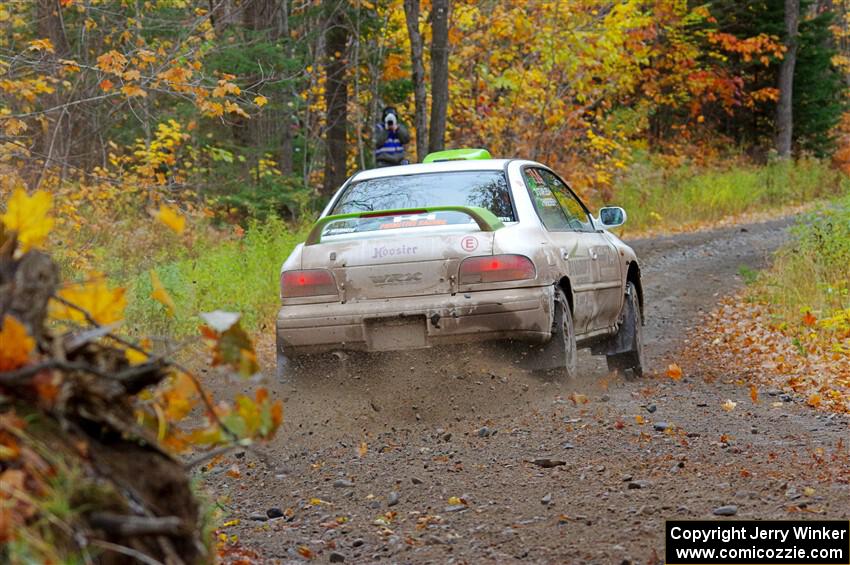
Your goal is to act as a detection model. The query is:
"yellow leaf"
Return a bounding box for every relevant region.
[122,69,141,81]
[806,393,821,408]
[254,95,268,107]
[635,415,645,425]
[156,204,185,234]
[447,496,464,505]
[125,338,151,365]
[149,270,176,316]
[28,38,55,53]
[53,274,126,325]
[358,441,367,458]
[569,392,588,405]
[1,188,54,252]
[0,315,35,371]
[224,101,249,118]
[722,399,737,412]
[2,118,27,136]
[121,84,147,97]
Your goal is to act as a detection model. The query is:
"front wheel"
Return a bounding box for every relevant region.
[606,281,644,378]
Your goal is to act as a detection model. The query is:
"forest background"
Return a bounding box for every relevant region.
[4,1,850,560]
[4,0,850,336]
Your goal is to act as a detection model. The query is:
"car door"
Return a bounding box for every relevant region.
[522,167,622,334]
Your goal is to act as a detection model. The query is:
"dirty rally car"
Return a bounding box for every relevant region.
[276,149,644,379]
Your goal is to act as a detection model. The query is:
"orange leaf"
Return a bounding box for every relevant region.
[99,79,114,92]
[806,393,821,408]
[149,269,176,316]
[96,50,127,74]
[749,384,759,404]
[666,363,683,380]
[121,84,147,97]
[297,546,314,559]
[0,315,35,371]
[802,311,817,327]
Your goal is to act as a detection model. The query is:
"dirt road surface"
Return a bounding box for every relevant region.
[206,217,850,564]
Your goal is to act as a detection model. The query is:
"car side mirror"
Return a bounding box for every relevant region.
[599,206,627,228]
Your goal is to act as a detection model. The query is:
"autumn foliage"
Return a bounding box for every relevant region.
[0,190,281,561]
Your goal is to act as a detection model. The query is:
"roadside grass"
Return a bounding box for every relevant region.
[755,194,850,327]
[685,194,850,413]
[606,157,849,233]
[124,217,304,337]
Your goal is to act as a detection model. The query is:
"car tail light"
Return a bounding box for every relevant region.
[280,269,338,298]
[459,254,536,284]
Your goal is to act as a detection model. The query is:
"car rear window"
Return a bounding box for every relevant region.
[330,170,516,222]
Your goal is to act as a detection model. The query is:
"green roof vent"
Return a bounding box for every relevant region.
[422,148,492,163]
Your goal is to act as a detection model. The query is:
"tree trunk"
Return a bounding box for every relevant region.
[322,3,350,197]
[776,0,800,158]
[36,0,72,180]
[403,0,428,162]
[428,0,450,153]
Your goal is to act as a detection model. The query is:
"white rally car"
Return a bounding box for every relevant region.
[276,149,644,379]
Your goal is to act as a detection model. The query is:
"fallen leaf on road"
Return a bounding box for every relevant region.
[666,363,683,380]
[297,546,314,559]
[358,441,367,458]
[802,311,817,327]
[635,415,645,425]
[722,399,737,412]
[569,392,588,405]
[807,393,821,408]
[749,384,759,404]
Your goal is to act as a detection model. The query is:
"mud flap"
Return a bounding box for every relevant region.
[517,290,571,372]
[276,333,291,384]
[590,285,635,357]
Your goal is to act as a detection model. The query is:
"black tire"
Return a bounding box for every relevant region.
[606,281,644,378]
[527,288,578,378]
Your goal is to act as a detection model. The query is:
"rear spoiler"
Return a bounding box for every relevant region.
[305,206,505,245]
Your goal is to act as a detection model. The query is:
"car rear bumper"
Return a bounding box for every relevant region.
[276,286,554,356]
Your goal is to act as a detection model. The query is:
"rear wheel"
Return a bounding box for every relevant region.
[606,281,644,378]
[526,288,577,378]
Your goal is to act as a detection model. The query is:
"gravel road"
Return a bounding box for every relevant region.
[207,217,850,564]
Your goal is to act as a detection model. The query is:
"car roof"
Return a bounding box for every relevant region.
[349,159,517,182]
